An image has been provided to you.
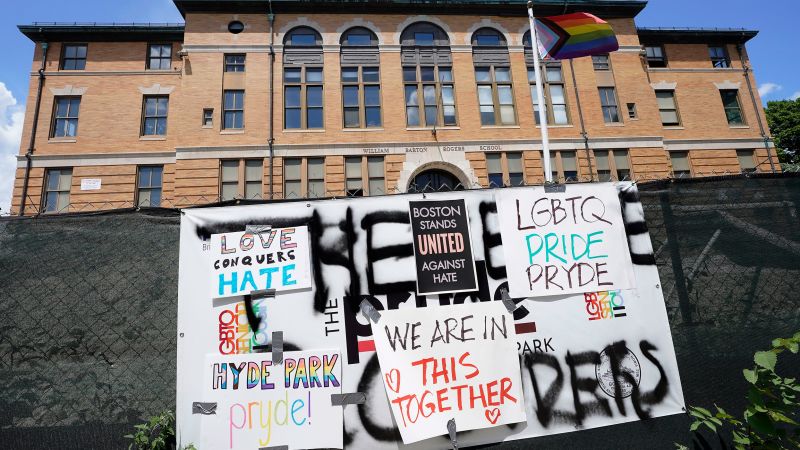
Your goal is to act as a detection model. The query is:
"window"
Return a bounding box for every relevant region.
[627,103,638,119]
[291,34,318,46]
[137,166,163,206]
[228,21,245,34]
[223,90,245,129]
[548,151,578,183]
[592,54,610,71]
[528,64,569,125]
[476,67,516,125]
[43,168,72,213]
[332,158,386,197]
[594,149,631,181]
[52,97,80,138]
[486,152,524,187]
[225,54,246,72]
[404,66,456,127]
[599,87,621,123]
[142,96,169,136]
[401,22,455,127]
[284,158,302,199]
[342,67,381,128]
[720,90,745,125]
[737,150,757,174]
[220,160,263,200]
[346,34,372,46]
[645,45,667,68]
[203,108,214,127]
[282,158,331,198]
[60,44,87,70]
[709,46,730,68]
[656,90,680,126]
[670,152,691,178]
[147,44,172,70]
[284,67,323,129]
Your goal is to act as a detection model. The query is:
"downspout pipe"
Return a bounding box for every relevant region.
[737,43,775,173]
[569,59,593,181]
[19,40,49,216]
[268,3,276,199]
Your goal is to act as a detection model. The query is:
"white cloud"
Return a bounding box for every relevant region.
[792,92,800,101]
[758,82,783,98]
[0,82,25,215]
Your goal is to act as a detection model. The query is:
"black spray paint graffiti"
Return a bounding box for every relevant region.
[523,340,669,428]
[192,192,663,443]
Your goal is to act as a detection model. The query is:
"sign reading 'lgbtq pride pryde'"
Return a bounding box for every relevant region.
[496,184,635,298]
[210,226,312,299]
[202,350,343,450]
[372,301,526,444]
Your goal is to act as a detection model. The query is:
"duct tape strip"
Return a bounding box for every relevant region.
[192,402,217,415]
[447,418,458,449]
[259,446,288,450]
[246,224,272,235]
[544,182,566,193]
[331,392,367,406]
[251,288,276,300]
[272,331,283,364]
[500,289,517,314]
[359,299,381,324]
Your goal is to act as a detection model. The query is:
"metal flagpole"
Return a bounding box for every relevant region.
[527,0,554,183]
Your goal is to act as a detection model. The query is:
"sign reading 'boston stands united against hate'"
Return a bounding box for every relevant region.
[210,226,312,299]
[372,302,526,444]
[496,184,635,298]
[408,199,479,295]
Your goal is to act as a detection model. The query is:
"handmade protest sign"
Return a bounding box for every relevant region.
[495,184,635,298]
[371,301,526,444]
[209,226,312,299]
[201,349,343,450]
[408,199,478,295]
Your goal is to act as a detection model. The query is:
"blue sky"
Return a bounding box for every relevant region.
[0,0,799,211]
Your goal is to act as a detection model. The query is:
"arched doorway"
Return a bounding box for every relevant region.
[408,169,463,192]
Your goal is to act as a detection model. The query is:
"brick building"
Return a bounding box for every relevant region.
[11,0,777,214]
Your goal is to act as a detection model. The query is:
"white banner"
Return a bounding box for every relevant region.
[201,350,343,450]
[495,183,635,298]
[209,226,313,299]
[177,184,684,450]
[372,302,526,443]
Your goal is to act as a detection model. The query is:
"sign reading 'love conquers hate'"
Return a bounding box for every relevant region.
[371,301,526,444]
[495,183,635,298]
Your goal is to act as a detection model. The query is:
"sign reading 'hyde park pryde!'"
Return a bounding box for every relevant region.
[209,226,312,299]
[408,199,478,295]
[496,184,635,298]
[372,301,526,444]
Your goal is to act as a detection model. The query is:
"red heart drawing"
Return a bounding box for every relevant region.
[485,408,501,425]
[384,369,401,394]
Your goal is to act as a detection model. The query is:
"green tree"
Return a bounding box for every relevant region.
[765,99,800,166]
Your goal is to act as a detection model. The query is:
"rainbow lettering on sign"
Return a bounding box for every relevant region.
[217,302,268,354]
[585,290,626,321]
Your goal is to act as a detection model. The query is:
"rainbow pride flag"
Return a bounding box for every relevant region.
[534,12,619,60]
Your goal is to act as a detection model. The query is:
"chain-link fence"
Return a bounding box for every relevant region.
[1,174,799,449]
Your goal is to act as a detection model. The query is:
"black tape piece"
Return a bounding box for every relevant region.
[544,183,566,193]
[192,402,217,415]
[359,299,381,324]
[331,392,367,406]
[500,289,517,314]
[259,446,288,450]
[272,331,283,364]
[246,224,272,235]
[447,418,458,449]
[251,288,276,300]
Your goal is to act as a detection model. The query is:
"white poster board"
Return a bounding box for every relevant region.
[80,178,101,191]
[372,301,526,444]
[209,226,312,299]
[201,350,343,450]
[177,184,685,450]
[495,184,635,298]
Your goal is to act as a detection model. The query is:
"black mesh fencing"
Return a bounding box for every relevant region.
[1,175,799,449]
